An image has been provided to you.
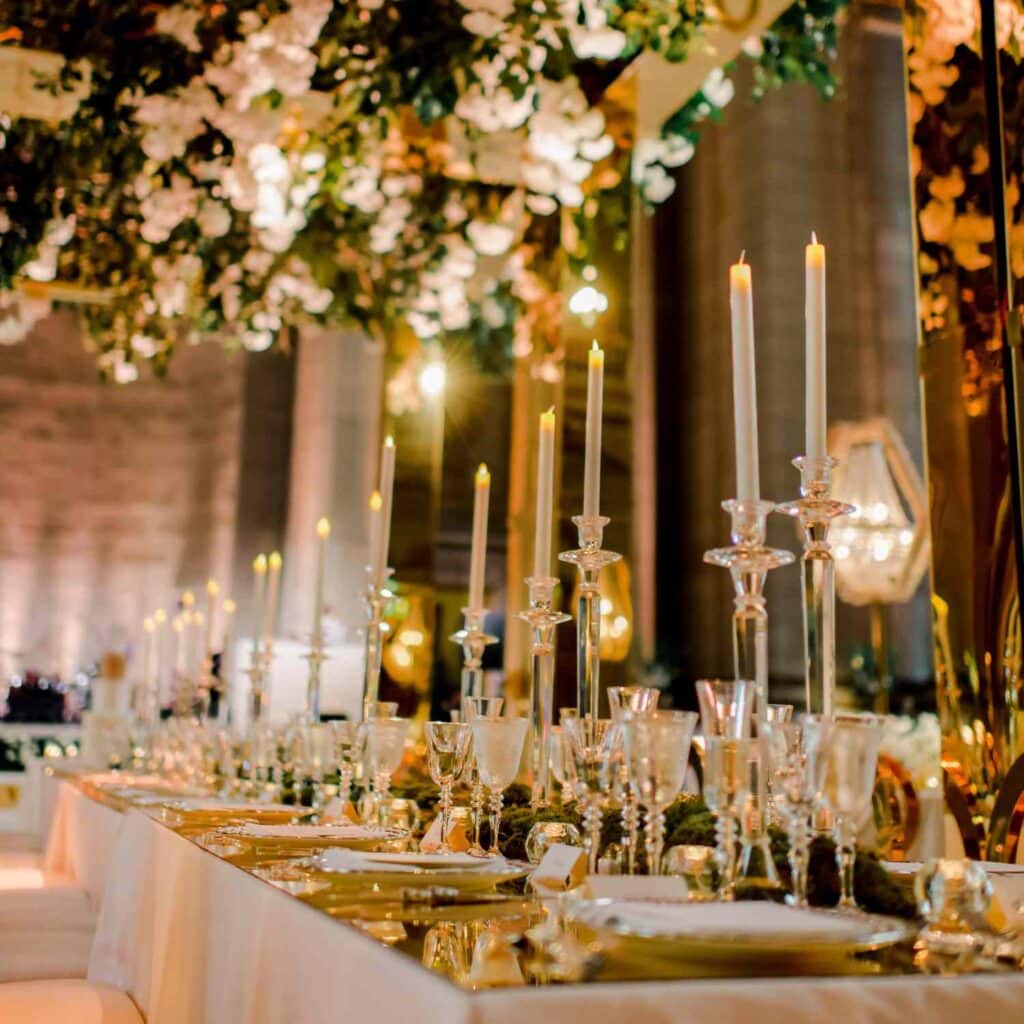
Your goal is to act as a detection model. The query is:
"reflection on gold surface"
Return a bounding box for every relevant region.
[905,0,1024,855]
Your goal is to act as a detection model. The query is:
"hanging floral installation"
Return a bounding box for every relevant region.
[0,0,846,380]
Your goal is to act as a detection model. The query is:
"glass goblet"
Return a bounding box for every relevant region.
[470,715,529,856]
[622,710,698,875]
[703,736,756,899]
[462,696,505,855]
[562,715,615,874]
[826,711,884,910]
[606,686,660,717]
[696,678,755,739]
[764,713,835,908]
[425,721,472,854]
[328,720,363,819]
[363,716,409,826]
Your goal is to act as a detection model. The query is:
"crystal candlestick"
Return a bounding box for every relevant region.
[246,644,270,726]
[449,607,499,703]
[303,631,328,724]
[777,457,853,715]
[518,576,571,808]
[704,500,794,721]
[361,570,392,717]
[559,515,622,721]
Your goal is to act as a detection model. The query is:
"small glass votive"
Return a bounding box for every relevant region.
[915,858,993,960]
[664,844,716,900]
[525,821,583,865]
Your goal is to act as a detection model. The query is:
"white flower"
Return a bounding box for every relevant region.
[641,165,675,204]
[133,80,215,161]
[130,333,160,358]
[155,5,203,52]
[741,35,764,58]
[23,216,76,281]
[702,68,734,108]
[197,200,231,238]
[0,292,50,344]
[242,329,274,352]
[467,221,515,256]
[526,193,558,216]
[113,360,140,384]
[139,176,198,244]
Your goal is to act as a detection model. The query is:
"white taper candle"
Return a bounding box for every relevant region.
[729,255,760,503]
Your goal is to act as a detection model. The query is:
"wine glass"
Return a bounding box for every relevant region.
[363,717,409,825]
[328,720,363,820]
[470,715,529,856]
[425,721,472,854]
[462,696,505,855]
[562,715,615,874]
[606,687,659,875]
[763,713,835,907]
[549,725,577,804]
[606,686,660,717]
[826,711,884,910]
[622,710,698,875]
[703,736,757,899]
[696,678,755,739]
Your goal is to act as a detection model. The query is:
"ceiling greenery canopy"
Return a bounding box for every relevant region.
[0,0,846,381]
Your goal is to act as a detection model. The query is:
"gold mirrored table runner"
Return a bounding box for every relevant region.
[69,773,993,990]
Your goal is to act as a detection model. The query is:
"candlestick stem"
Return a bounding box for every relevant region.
[361,570,392,717]
[449,607,499,704]
[704,500,793,720]
[777,456,853,715]
[559,516,621,720]
[303,633,328,724]
[519,576,571,809]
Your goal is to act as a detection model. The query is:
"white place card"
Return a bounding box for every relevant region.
[585,875,689,901]
[531,843,587,891]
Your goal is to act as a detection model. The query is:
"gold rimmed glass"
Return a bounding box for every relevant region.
[425,721,472,854]
[462,696,505,854]
[363,716,409,826]
[562,714,615,873]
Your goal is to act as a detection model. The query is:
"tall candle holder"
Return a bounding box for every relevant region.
[303,633,328,724]
[246,646,268,725]
[777,456,853,715]
[519,575,571,808]
[703,500,794,717]
[361,571,392,718]
[558,515,621,721]
[449,607,499,703]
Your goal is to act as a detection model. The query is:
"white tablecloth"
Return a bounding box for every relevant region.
[63,792,1024,1024]
[43,778,124,907]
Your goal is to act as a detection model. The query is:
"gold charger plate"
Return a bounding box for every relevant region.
[300,853,531,894]
[567,899,914,966]
[213,824,410,851]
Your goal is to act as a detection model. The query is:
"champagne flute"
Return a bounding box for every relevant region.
[607,686,659,875]
[703,736,757,899]
[622,710,698,875]
[463,696,505,855]
[425,721,471,853]
[696,678,755,739]
[328,720,363,820]
[826,711,884,910]
[763,713,834,907]
[363,717,409,826]
[470,715,529,856]
[562,715,615,873]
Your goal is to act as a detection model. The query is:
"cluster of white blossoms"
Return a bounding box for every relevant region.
[631,69,734,204]
[22,216,77,283]
[0,291,52,345]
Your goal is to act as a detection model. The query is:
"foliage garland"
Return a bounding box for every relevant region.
[0,0,846,379]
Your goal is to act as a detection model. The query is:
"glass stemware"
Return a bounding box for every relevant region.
[562,715,615,874]
[463,696,505,855]
[607,686,659,875]
[696,678,755,739]
[826,711,884,909]
[622,710,698,875]
[328,720,362,818]
[470,715,529,856]
[549,725,577,805]
[363,716,409,826]
[764,713,835,908]
[703,736,756,899]
[425,721,472,853]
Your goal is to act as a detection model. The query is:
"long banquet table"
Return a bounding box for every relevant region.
[42,773,1024,1024]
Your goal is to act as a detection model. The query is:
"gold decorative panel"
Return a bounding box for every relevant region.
[904,0,1024,856]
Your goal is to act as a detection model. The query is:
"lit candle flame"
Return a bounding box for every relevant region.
[316,516,331,539]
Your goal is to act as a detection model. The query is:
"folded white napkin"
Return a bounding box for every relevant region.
[587,901,866,940]
[166,798,295,814]
[318,848,503,874]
